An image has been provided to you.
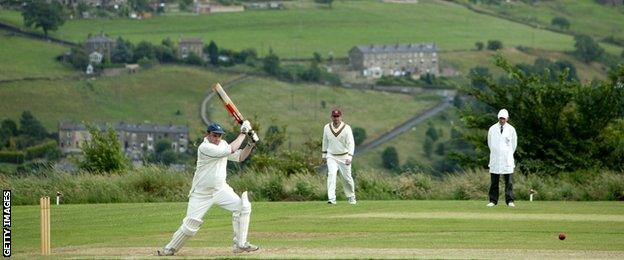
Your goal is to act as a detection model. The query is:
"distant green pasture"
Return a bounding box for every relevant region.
[0,33,75,81]
[1,1,582,58]
[11,200,624,258]
[208,77,442,148]
[464,0,624,43]
[0,66,239,136]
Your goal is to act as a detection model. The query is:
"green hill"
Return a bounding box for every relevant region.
[0,62,441,145]
[4,0,620,58]
[453,0,624,43]
[0,32,76,81]
[208,77,442,147]
[0,66,240,136]
[11,200,624,258]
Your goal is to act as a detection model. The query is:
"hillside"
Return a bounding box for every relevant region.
[0,66,240,136]
[452,0,624,44]
[2,0,614,58]
[0,32,76,81]
[208,77,442,147]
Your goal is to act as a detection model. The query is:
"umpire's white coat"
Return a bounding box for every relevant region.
[487,122,517,174]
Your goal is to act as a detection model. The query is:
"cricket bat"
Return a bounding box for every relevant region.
[213,83,245,124]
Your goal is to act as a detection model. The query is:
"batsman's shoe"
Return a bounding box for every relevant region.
[486,202,495,207]
[157,248,175,256]
[233,242,259,253]
[507,202,516,207]
[348,197,357,205]
[327,200,336,205]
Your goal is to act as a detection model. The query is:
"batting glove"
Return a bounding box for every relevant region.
[240,120,252,134]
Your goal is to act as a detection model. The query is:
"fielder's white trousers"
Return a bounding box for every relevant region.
[326,156,356,202]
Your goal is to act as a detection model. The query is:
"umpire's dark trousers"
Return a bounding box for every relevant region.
[488,173,514,205]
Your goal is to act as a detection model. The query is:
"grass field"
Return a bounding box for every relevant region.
[0,32,76,81]
[0,0,596,58]
[11,200,624,258]
[208,77,442,148]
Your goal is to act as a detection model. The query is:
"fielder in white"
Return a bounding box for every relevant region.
[158,121,259,256]
[322,109,357,205]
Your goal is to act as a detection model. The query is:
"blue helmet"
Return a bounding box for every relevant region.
[207,122,225,134]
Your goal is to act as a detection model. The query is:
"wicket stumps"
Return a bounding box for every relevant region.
[40,196,51,255]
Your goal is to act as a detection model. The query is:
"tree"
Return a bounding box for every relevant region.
[475,41,484,51]
[313,52,322,63]
[423,137,433,158]
[112,37,134,64]
[263,48,281,76]
[425,125,439,142]
[314,0,333,8]
[551,16,570,30]
[486,40,503,51]
[133,41,156,61]
[22,0,66,36]
[573,34,604,63]
[206,41,219,66]
[80,125,127,173]
[468,66,491,90]
[184,52,204,66]
[460,55,624,173]
[352,127,367,146]
[69,47,89,69]
[19,111,47,140]
[147,139,178,165]
[382,146,399,171]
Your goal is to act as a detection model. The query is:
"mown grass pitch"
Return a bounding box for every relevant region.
[12,200,624,258]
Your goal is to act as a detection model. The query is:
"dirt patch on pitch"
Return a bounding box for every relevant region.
[18,247,624,259]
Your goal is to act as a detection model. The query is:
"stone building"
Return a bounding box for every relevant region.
[84,32,116,61]
[178,37,204,59]
[349,43,439,79]
[58,121,189,159]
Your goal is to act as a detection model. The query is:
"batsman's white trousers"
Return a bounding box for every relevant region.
[326,156,356,201]
[186,185,241,220]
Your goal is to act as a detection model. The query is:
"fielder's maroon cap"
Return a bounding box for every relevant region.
[331,109,342,117]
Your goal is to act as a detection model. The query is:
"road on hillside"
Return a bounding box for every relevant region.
[200,75,251,126]
[354,97,452,155]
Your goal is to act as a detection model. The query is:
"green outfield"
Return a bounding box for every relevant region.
[11,200,624,258]
[1,0,608,58]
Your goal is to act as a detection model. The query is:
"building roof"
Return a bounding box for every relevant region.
[85,32,114,44]
[179,38,204,44]
[353,43,438,54]
[59,121,189,134]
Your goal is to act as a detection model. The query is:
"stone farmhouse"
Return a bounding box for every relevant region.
[349,43,439,79]
[194,1,245,14]
[178,37,204,59]
[84,32,116,61]
[58,122,189,159]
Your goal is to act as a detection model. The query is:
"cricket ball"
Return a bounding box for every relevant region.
[559,233,566,240]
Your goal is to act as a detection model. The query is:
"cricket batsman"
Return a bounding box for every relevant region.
[158,121,259,256]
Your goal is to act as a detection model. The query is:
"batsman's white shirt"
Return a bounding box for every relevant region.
[322,122,355,161]
[189,138,241,195]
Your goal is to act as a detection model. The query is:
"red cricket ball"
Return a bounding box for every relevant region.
[559,233,566,240]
